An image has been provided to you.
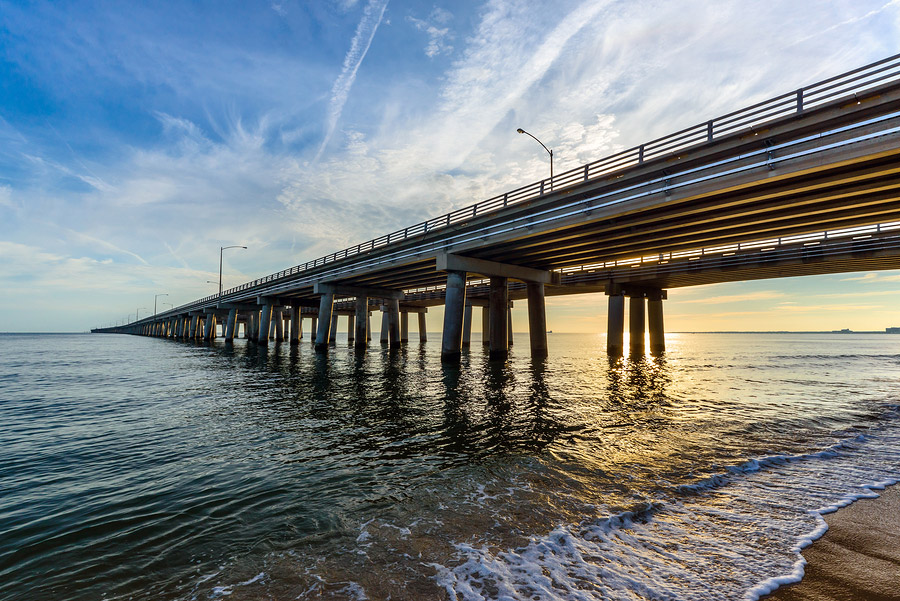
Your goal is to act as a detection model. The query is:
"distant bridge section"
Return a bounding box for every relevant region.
[95,54,900,361]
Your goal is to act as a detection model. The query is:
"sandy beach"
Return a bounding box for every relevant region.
[763,484,900,600]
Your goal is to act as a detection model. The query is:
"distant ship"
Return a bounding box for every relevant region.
[832,328,853,333]
[887,327,900,334]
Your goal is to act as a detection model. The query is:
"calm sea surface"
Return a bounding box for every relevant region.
[1,332,899,600]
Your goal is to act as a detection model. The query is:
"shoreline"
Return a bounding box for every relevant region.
[761,483,900,600]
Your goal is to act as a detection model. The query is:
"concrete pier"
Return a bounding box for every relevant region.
[347,313,355,343]
[329,312,338,344]
[462,305,472,347]
[274,307,284,342]
[380,308,389,345]
[315,293,334,352]
[648,291,666,355]
[387,299,401,347]
[482,307,490,346]
[527,282,548,359]
[355,297,368,348]
[258,300,273,345]
[489,276,509,361]
[629,296,646,356]
[290,305,300,344]
[440,270,467,363]
[418,312,427,343]
[225,308,237,341]
[400,311,409,343]
[607,291,625,357]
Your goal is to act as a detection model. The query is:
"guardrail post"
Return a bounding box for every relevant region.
[796,89,803,113]
[638,145,644,164]
[707,120,714,141]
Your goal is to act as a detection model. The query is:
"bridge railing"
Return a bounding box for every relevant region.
[166,53,900,316]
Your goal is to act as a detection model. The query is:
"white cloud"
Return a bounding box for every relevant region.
[316,0,390,161]
[408,7,454,58]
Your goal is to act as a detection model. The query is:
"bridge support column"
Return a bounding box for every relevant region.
[418,312,427,343]
[380,308,389,345]
[387,299,401,347]
[527,282,548,359]
[400,311,409,343]
[190,315,200,339]
[347,313,354,343]
[225,308,238,342]
[482,307,490,346]
[274,307,284,342]
[310,317,317,343]
[441,270,467,363]
[607,291,625,357]
[367,312,372,341]
[648,292,666,356]
[508,307,514,346]
[355,297,368,348]
[462,305,472,347]
[258,301,273,345]
[489,277,509,361]
[329,312,339,344]
[203,315,213,340]
[315,294,334,352]
[629,296,645,356]
[290,305,301,344]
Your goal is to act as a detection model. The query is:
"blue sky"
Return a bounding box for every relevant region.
[1,0,899,332]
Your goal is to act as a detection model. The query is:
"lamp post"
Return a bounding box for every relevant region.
[154,293,168,315]
[219,245,247,297]
[516,128,553,190]
[136,307,148,321]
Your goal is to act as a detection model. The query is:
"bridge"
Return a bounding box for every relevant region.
[94,54,900,361]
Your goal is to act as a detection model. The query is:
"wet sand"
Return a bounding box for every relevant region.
[763,484,900,601]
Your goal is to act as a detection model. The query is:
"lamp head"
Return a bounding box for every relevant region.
[516,128,525,134]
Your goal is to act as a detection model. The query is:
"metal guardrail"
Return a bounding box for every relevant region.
[156,53,900,319]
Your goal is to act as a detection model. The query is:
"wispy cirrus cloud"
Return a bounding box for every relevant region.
[316,0,390,161]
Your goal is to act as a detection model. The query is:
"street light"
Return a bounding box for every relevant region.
[219,245,247,297]
[136,307,148,321]
[516,127,554,189]
[154,293,168,315]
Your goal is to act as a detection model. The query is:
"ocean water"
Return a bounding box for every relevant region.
[1,331,898,601]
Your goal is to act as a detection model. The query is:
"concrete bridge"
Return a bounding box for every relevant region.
[95,54,900,361]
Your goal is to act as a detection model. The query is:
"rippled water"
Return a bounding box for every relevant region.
[1,332,898,600]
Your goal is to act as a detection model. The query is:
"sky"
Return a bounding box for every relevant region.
[1,0,899,333]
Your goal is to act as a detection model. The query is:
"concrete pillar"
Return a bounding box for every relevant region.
[401,312,409,343]
[355,297,368,348]
[290,305,301,344]
[441,270,467,363]
[527,282,548,359]
[329,312,339,344]
[367,312,372,341]
[191,315,200,339]
[225,308,238,341]
[508,307,514,346]
[418,312,427,343]
[489,277,509,361]
[268,318,276,340]
[347,313,355,343]
[203,315,213,340]
[380,308,389,344]
[629,296,646,356]
[462,305,472,347]
[607,293,625,357]
[482,307,490,346]
[388,299,401,347]
[315,294,334,352]
[648,293,665,355]
[258,302,273,345]
[273,307,284,342]
[310,317,318,342]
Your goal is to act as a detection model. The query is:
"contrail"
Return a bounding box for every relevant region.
[315,0,389,162]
